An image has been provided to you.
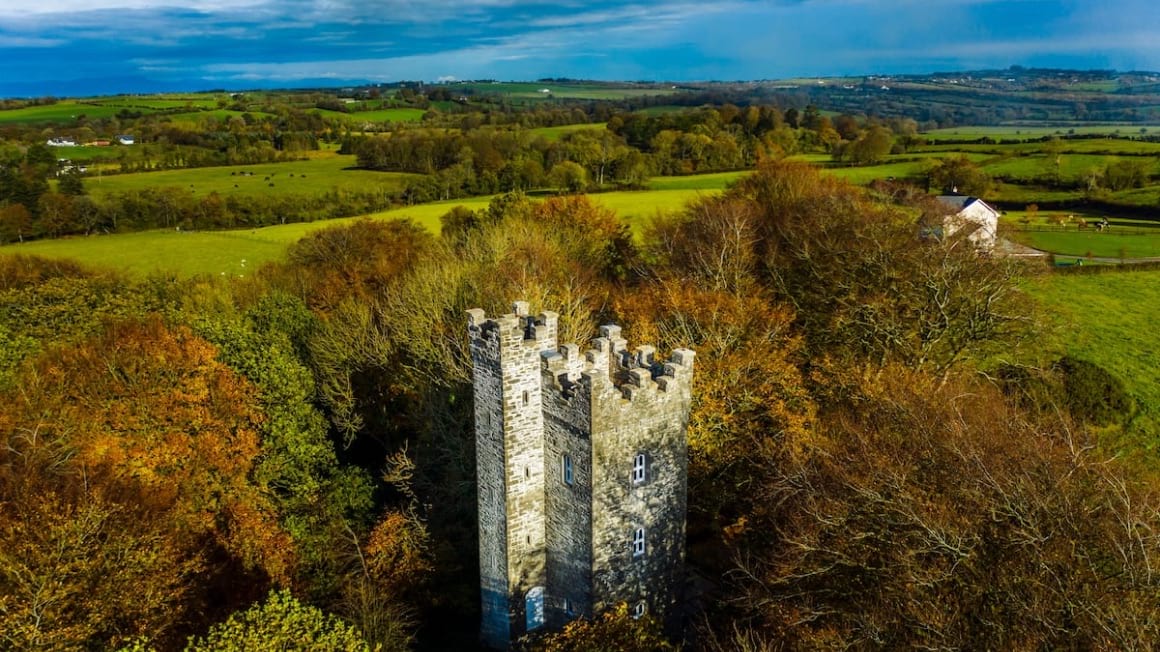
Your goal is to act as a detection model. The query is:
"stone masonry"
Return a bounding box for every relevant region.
[467,301,694,648]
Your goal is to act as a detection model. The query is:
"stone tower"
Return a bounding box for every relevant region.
[467,301,695,648]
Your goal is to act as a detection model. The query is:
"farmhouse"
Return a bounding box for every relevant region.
[937,194,1000,251]
[46,137,77,147]
[117,135,135,145]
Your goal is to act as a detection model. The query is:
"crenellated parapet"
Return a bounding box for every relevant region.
[467,301,559,360]
[540,322,694,408]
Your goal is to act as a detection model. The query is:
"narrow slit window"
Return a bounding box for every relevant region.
[632,453,647,484]
[562,454,574,486]
[632,527,645,557]
[522,390,529,406]
[564,598,574,616]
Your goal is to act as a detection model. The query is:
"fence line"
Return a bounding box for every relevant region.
[1002,225,1159,236]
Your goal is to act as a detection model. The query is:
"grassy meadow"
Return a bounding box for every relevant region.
[84,155,422,199]
[314,107,427,123]
[1028,269,1160,446]
[924,125,1160,141]
[447,81,678,103]
[0,101,146,124]
[530,124,605,141]
[4,179,730,276]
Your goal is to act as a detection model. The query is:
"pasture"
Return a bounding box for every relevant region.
[1009,228,1160,259]
[84,155,422,199]
[923,125,1160,141]
[315,107,427,123]
[49,145,129,161]
[86,96,221,110]
[0,101,152,124]
[1028,269,1160,447]
[448,82,678,102]
[530,124,605,141]
[2,178,733,276]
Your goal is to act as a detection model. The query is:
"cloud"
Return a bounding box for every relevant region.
[1,0,1158,93]
[0,0,267,16]
[0,35,64,47]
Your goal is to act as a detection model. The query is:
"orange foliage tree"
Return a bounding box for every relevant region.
[0,318,295,648]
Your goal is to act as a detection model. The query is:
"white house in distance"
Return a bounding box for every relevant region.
[937,194,1000,251]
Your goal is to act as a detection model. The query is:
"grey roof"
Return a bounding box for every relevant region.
[936,195,978,212]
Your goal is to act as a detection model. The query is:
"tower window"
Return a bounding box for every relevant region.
[526,586,545,631]
[632,601,647,619]
[522,390,529,406]
[564,597,575,616]
[632,527,645,557]
[562,454,574,485]
[632,453,647,484]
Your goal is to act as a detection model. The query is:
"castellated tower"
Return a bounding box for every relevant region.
[467,301,694,649]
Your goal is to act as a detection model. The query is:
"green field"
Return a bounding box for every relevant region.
[85,155,422,198]
[316,107,427,123]
[1,177,734,276]
[448,82,679,102]
[530,124,605,141]
[1010,229,1160,259]
[647,171,747,190]
[825,160,928,184]
[50,145,129,160]
[1028,269,1160,446]
[87,96,220,110]
[924,125,1160,141]
[981,153,1160,180]
[0,101,153,124]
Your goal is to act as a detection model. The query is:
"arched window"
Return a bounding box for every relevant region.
[632,601,647,619]
[632,527,645,557]
[632,453,647,484]
[525,586,545,631]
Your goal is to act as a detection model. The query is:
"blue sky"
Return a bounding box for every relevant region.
[1,0,1159,95]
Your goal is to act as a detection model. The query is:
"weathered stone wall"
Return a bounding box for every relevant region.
[470,305,692,648]
[542,342,596,628]
[469,303,558,648]
[587,327,694,622]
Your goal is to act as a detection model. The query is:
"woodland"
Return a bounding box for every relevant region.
[3,161,1158,650]
[2,75,1160,650]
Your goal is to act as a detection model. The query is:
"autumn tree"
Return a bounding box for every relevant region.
[528,603,673,652]
[665,160,1028,375]
[0,318,292,647]
[717,369,1160,650]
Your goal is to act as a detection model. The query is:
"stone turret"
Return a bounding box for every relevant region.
[468,302,694,648]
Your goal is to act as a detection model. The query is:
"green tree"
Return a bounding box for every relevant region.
[58,167,86,195]
[927,154,992,196]
[548,160,589,193]
[836,124,894,165]
[185,590,374,652]
[1103,158,1150,191]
